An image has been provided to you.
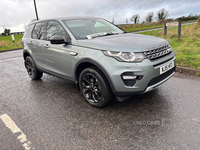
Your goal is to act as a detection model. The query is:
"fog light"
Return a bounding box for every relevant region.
[122,76,137,80]
[121,72,143,87]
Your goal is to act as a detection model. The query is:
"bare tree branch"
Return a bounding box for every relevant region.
[145,12,154,23]
[130,14,140,24]
[156,8,169,21]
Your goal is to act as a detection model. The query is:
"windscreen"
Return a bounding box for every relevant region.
[64,18,124,39]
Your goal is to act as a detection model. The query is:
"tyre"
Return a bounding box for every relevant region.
[25,56,43,80]
[79,67,113,108]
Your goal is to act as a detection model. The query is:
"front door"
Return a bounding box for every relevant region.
[41,20,73,79]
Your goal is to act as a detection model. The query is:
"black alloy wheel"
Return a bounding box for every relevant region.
[82,73,102,103]
[79,67,112,108]
[25,56,43,80]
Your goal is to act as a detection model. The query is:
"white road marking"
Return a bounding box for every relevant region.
[192,118,200,122]
[0,114,35,150]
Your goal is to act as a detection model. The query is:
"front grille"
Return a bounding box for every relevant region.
[147,67,175,87]
[144,44,173,61]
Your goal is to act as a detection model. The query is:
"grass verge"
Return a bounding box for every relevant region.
[137,23,200,71]
[0,34,23,51]
[118,19,198,33]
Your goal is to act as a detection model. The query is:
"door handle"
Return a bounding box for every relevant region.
[70,51,78,56]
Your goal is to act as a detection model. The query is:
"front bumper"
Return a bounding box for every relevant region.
[98,52,176,97]
[113,66,175,97]
[144,71,175,93]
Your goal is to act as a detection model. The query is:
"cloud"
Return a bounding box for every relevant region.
[0,0,199,33]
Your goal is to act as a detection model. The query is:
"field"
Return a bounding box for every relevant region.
[137,22,200,71]
[118,19,198,33]
[0,34,23,51]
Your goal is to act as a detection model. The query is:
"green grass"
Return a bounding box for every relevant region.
[183,19,199,24]
[137,23,200,71]
[118,19,198,33]
[0,34,23,51]
[118,22,163,32]
[118,23,163,32]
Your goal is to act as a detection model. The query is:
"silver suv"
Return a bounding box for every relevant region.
[22,17,176,107]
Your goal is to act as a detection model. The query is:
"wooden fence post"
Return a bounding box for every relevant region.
[178,20,182,38]
[164,22,167,36]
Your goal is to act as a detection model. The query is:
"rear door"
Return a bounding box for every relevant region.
[30,21,47,68]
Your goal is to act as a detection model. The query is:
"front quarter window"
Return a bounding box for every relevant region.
[47,21,66,41]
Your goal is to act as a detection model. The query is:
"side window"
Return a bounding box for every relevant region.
[24,24,34,38]
[47,21,66,41]
[32,22,46,40]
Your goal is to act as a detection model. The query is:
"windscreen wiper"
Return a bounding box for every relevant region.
[111,31,124,34]
[86,32,108,39]
[86,31,124,39]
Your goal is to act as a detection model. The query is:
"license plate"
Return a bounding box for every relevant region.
[160,61,174,74]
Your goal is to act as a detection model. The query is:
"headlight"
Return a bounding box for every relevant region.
[102,51,145,62]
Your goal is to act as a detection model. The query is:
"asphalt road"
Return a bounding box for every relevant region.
[0,50,200,150]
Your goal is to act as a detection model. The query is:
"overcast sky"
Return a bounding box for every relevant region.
[0,0,199,33]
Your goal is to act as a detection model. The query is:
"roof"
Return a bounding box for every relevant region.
[28,16,100,25]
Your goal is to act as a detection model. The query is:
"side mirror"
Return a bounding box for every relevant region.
[50,35,65,44]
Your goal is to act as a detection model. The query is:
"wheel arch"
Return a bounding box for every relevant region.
[75,58,115,92]
[23,50,40,71]
[23,50,32,60]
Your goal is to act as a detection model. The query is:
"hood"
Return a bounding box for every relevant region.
[77,33,168,52]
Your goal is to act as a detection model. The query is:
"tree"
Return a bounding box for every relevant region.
[130,14,140,24]
[3,28,11,35]
[156,8,169,21]
[145,12,154,23]
[188,13,194,17]
[126,18,128,24]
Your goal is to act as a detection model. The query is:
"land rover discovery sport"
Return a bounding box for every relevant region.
[22,17,176,107]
